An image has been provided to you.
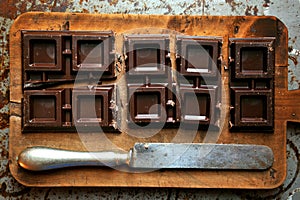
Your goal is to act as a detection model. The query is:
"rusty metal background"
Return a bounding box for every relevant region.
[1,0,300,199]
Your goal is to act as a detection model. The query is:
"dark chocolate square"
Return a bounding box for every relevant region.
[125,35,169,75]
[180,86,216,125]
[229,38,275,79]
[186,45,212,73]
[240,47,267,73]
[72,32,115,75]
[30,40,56,66]
[231,89,273,129]
[176,36,221,77]
[240,95,267,121]
[73,86,113,127]
[134,43,160,72]
[22,32,62,71]
[183,93,210,120]
[128,84,166,123]
[30,95,57,121]
[24,89,63,127]
[77,40,104,67]
[135,92,161,118]
[77,95,103,121]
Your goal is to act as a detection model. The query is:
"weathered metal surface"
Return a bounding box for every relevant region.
[17,143,274,171]
[131,143,273,170]
[18,146,130,171]
[1,0,300,199]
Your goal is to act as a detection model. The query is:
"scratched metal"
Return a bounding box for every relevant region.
[1,0,300,199]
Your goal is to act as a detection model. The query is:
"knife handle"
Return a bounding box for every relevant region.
[17,147,130,171]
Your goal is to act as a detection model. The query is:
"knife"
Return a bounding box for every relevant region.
[17,143,274,171]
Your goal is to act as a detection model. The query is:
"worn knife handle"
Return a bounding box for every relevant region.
[18,147,130,171]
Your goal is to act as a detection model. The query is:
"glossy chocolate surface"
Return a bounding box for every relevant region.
[22,32,275,132]
[229,38,275,131]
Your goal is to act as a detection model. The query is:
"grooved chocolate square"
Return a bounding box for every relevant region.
[241,47,267,73]
[125,35,169,75]
[30,96,56,120]
[31,40,56,66]
[180,86,216,125]
[186,45,212,73]
[73,86,113,127]
[240,95,267,122]
[22,32,62,71]
[229,38,275,79]
[176,36,221,77]
[128,84,166,123]
[77,40,103,66]
[184,93,210,120]
[72,32,115,75]
[134,43,160,71]
[230,89,273,130]
[23,89,63,128]
[77,95,103,121]
[135,92,160,118]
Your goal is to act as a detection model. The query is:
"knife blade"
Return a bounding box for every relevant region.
[17,143,274,171]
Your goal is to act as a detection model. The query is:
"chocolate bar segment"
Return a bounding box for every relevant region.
[125,35,170,75]
[23,32,62,71]
[176,36,222,77]
[180,86,217,126]
[23,89,63,129]
[128,84,166,124]
[229,38,275,79]
[229,38,275,132]
[73,86,114,127]
[72,32,115,76]
[230,89,273,130]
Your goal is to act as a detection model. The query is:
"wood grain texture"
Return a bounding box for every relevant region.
[9,12,292,188]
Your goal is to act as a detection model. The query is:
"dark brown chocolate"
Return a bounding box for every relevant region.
[180,86,217,126]
[21,31,275,132]
[23,34,62,71]
[23,89,64,128]
[72,32,115,75]
[23,86,115,132]
[128,84,166,123]
[124,35,170,75]
[176,36,222,77]
[22,30,116,83]
[229,38,275,131]
[230,89,273,130]
[229,38,275,79]
[73,86,114,127]
[175,36,222,128]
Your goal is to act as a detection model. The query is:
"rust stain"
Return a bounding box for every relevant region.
[253,6,258,16]
[0,92,9,109]
[0,113,9,129]
[0,0,73,19]
[263,0,271,7]
[79,0,89,5]
[225,0,242,12]
[245,5,252,16]
[225,0,234,4]
[165,4,172,14]
[289,55,299,66]
[108,0,118,6]
[245,5,259,16]
[82,8,89,13]
[0,18,10,130]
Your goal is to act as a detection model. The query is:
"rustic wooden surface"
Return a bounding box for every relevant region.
[9,12,295,188]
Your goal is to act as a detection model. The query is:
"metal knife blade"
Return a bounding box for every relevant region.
[17,143,274,171]
[131,143,273,170]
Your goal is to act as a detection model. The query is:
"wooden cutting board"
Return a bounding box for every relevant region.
[9,12,298,189]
